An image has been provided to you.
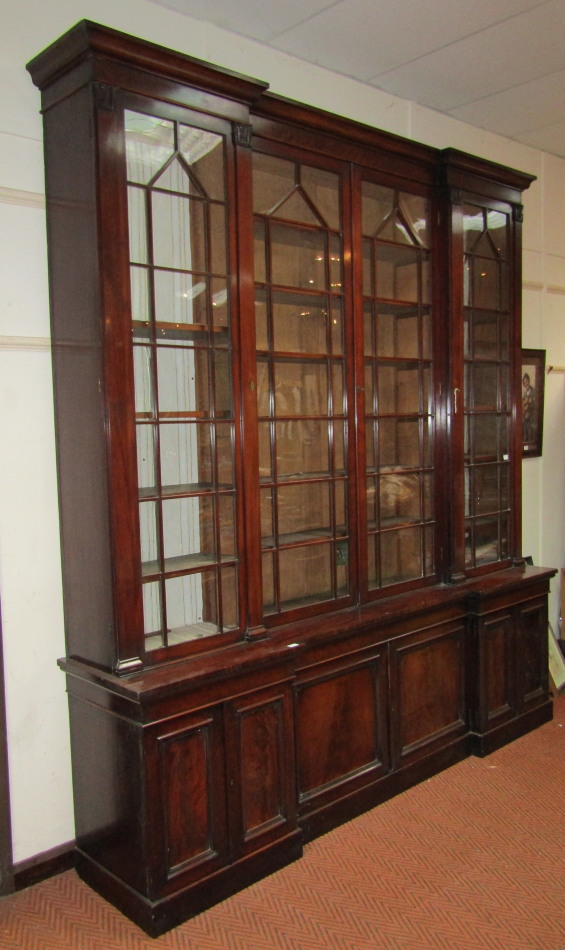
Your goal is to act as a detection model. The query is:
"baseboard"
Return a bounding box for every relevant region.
[13,840,76,891]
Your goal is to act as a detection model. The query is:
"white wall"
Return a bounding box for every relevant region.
[1,0,564,863]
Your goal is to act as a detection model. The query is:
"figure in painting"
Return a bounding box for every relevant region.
[522,372,535,443]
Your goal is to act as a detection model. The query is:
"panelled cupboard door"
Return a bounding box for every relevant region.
[515,597,549,710]
[294,648,389,813]
[225,683,297,856]
[146,707,229,898]
[388,622,468,768]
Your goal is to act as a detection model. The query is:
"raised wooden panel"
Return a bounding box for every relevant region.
[155,709,227,886]
[228,687,295,850]
[296,657,385,802]
[391,625,466,765]
[517,598,548,708]
[480,612,514,727]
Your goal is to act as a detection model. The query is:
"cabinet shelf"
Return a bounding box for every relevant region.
[142,553,236,578]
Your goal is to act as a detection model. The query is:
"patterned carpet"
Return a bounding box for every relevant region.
[1,695,564,949]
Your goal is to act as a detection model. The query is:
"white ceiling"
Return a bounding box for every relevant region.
[150,0,565,158]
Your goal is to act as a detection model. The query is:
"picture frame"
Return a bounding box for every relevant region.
[521,348,545,458]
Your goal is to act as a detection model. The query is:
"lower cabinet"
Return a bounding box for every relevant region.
[469,581,552,754]
[63,567,555,936]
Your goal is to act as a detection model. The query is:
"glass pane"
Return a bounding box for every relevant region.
[260,488,274,544]
[165,571,219,640]
[377,245,420,301]
[472,311,498,359]
[331,300,343,355]
[473,415,498,460]
[216,422,234,487]
[332,363,344,414]
[270,224,327,290]
[399,193,428,248]
[220,566,238,629]
[377,363,420,414]
[301,165,340,230]
[380,472,421,524]
[335,481,347,532]
[178,126,225,200]
[472,364,498,409]
[140,501,159,573]
[276,420,329,477]
[487,209,508,256]
[255,287,268,349]
[219,494,236,558]
[272,291,329,354]
[463,205,484,251]
[211,278,229,334]
[475,465,500,515]
[214,350,233,418]
[136,424,155,494]
[134,346,154,417]
[254,219,267,284]
[154,271,208,330]
[379,417,421,468]
[262,552,276,612]
[162,495,215,566]
[366,476,377,527]
[131,265,150,324]
[152,193,206,272]
[380,527,422,584]
[472,258,499,309]
[363,303,375,359]
[377,304,419,359]
[334,421,346,473]
[279,544,332,608]
[366,419,376,470]
[336,541,349,596]
[277,189,320,226]
[367,534,378,589]
[157,348,210,417]
[128,186,148,265]
[256,359,271,417]
[274,360,328,416]
[364,361,375,413]
[277,483,331,540]
[125,112,175,184]
[253,152,295,214]
[362,182,394,237]
[142,581,163,643]
[156,157,197,196]
[159,423,212,491]
[474,518,499,565]
[363,239,373,296]
[258,422,272,479]
[329,234,342,289]
[210,204,227,275]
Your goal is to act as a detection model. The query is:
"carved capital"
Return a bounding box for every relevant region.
[233,122,253,148]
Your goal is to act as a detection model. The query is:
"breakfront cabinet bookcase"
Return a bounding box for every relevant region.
[28,22,555,935]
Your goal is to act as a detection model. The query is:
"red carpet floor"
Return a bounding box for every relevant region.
[1,695,564,949]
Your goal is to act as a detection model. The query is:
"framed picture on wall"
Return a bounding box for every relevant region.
[521,348,545,458]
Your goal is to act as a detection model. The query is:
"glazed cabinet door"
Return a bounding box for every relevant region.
[357,175,437,597]
[124,101,246,664]
[251,145,357,625]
